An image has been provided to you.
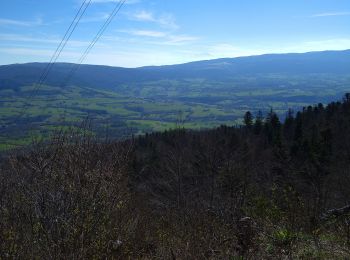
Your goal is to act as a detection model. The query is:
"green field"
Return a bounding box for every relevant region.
[1,73,350,150]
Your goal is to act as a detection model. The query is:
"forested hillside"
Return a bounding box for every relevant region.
[2,50,350,88]
[1,94,350,258]
[1,50,350,149]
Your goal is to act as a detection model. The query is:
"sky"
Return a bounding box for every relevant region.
[0,0,350,67]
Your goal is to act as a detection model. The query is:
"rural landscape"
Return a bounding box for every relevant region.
[1,0,350,259]
[1,50,350,149]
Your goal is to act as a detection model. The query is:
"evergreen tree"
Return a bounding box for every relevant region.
[264,109,281,144]
[254,110,263,134]
[283,108,295,140]
[243,111,253,129]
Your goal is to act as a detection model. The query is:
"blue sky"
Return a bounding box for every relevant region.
[0,0,349,67]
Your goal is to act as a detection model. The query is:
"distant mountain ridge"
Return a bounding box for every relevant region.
[1,49,350,150]
[1,49,350,90]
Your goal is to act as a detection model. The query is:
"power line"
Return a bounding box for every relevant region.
[32,0,92,102]
[3,0,92,149]
[61,0,127,89]
[3,0,128,150]
[24,0,92,145]
[12,0,92,124]
[35,0,91,90]
[58,0,127,126]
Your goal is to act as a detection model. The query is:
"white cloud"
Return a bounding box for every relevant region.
[87,0,140,4]
[126,30,167,37]
[143,36,198,46]
[311,12,350,17]
[0,47,81,60]
[157,14,178,30]
[118,29,198,45]
[130,11,179,29]
[0,18,43,27]
[132,10,155,22]
[167,35,198,44]
[0,33,91,48]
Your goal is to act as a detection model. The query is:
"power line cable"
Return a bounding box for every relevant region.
[4,0,127,149]
[35,0,91,90]
[58,0,127,126]
[13,0,91,124]
[32,0,92,101]
[62,0,126,88]
[3,0,92,149]
[25,0,92,134]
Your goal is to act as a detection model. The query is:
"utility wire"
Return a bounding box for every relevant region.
[35,0,91,90]
[4,0,127,149]
[31,0,92,103]
[24,0,92,134]
[12,0,91,124]
[62,0,126,88]
[58,0,127,125]
[3,0,92,149]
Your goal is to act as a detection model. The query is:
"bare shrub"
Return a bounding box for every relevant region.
[0,129,136,259]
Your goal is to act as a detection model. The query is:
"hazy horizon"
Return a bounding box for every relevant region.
[1,0,350,67]
[1,48,350,69]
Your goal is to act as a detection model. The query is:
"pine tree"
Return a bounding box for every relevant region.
[254,110,263,134]
[243,111,253,129]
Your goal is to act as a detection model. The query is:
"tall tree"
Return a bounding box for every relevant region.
[243,111,253,129]
[254,110,264,134]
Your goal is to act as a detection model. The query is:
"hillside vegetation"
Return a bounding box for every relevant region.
[1,94,350,258]
[1,50,350,149]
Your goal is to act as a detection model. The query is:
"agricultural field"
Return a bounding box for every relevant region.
[1,72,350,150]
[0,83,234,150]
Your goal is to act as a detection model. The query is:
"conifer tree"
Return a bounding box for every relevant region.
[254,110,263,134]
[243,111,253,129]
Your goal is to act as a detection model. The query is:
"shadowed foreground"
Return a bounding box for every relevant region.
[1,94,350,259]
